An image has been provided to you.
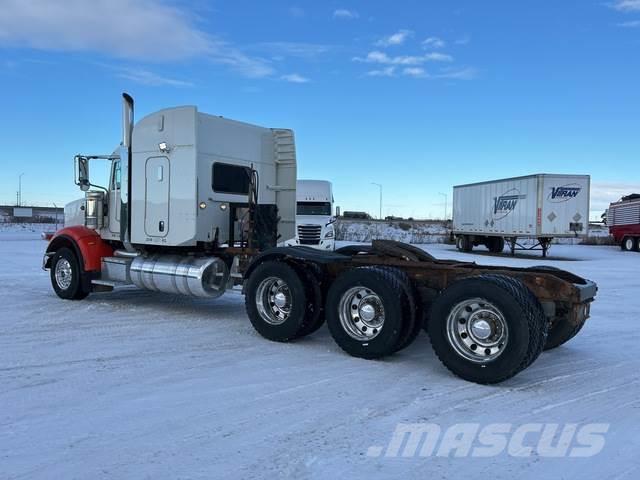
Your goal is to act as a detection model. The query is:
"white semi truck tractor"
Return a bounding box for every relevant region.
[286,180,336,250]
[43,94,598,384]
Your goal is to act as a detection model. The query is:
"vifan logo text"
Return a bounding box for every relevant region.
[549,184,582,203]
[492,189,525,220]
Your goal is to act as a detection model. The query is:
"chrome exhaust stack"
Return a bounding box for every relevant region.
[120,93,134,251]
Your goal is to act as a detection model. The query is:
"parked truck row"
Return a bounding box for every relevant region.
[44,94,597,384]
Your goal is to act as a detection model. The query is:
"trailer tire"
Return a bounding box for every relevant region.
[244,261,308,342]
[428,274,547,384]
[326,267,405,359]
[487,237,505,254]
[50,247,90,300]
[456,235,473,253]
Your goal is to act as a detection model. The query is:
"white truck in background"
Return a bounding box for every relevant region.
[452,174,590,257]
[287,180,336,250]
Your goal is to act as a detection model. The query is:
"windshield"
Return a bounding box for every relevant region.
[297,201,331,216]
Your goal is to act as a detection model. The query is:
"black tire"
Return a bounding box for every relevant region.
[621,237,638,252]
[456,235,473,253]
[497,275,548,368]
[293,266,326,338]
[525,265,587,351]
[244,261,308,342]
[325,267,406,359]
[428,274,547,384]
[371,266,421,353]
[544,316,587,350]
[487,237,505,254]
[50,247,90,300]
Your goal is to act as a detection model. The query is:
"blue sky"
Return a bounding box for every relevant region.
[1,0,639,219]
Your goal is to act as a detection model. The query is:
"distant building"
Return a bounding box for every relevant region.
[0,205,64,223]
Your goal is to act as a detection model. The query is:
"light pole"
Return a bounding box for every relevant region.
[18,173,25,206]
[53,202,59,230]
[371,182,382,219]
[438,192,448,220]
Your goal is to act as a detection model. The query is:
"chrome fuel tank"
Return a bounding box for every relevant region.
[130,255,229,298]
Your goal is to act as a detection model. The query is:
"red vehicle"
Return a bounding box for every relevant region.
[608,194,640,251]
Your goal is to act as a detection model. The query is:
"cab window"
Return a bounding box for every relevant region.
[111,161,121,190]
[212,162,250,195]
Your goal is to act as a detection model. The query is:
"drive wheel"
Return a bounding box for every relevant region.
[50,247,90,300]
[366,266,420,353]
[245,261,307,342]
[428,274,547,384]
[326,267,405,359]
[294,266,325,338]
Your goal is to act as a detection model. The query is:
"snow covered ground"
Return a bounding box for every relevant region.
[1,231,639,479]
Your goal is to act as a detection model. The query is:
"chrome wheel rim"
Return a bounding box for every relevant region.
[338,287,385,341]
[625,238,634,251]
[55,258,73,290]
[446,297,508,363]
[255,277,292,325]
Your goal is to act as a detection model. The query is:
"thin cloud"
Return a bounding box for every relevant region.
[366,66,396,77]
[333,9,359,19]
[289,6,305,18]
[422,37,446,49]
[436,67,478,80]
[252,42,332,58]
[617,20,640,26]
[591,182,640,213]
[375,30,413,47]
[114,66,194,87]
[610,0,640,11]
[281,73,310,83]
[365,65,476,81]
[455,35,472,45]
[0,0,273,78]
[353,50,453,65]
[402,67,427,78]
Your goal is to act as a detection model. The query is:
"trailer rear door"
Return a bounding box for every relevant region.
[539,175,590,236]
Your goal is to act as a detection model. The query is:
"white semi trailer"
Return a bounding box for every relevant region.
[452,174,590,257]
[42,95,598,384]
[286,180,335,250]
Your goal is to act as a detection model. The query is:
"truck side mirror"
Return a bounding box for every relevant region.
[76,156,90,191]
[335,206,341,217]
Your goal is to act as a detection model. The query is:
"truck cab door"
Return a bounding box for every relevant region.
[108,159,121,234]
[144,156,170,237]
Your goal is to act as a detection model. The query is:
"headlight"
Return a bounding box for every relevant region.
[324,230,335,239]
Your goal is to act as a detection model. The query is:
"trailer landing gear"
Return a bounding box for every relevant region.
[507,237,552,257]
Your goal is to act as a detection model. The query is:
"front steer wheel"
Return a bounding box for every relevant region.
[50,247,90,300]
[428,274,547,384]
